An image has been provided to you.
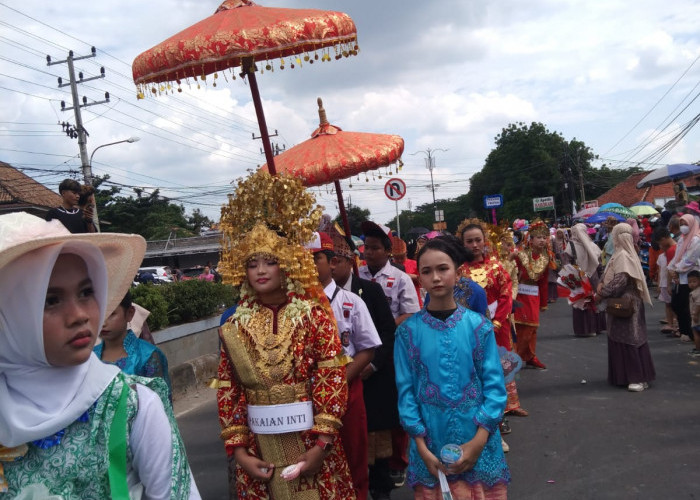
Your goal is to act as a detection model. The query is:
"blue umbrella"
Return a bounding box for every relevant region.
[631,201,655,207]
[586,211,626,223]
[599,202,625,211]
[596,203,635,218]
[636,163,700,188]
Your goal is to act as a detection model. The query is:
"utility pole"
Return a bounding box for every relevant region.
[48,47,110,187]
[254,129,284,156]
[410,148,448,230]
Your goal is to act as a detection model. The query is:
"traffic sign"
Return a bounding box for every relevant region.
[483,194,503,209]
[384,178,406,201]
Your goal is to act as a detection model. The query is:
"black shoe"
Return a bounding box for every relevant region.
[500,419,512,434]
[389,469,406,488]
[371,490,392,500]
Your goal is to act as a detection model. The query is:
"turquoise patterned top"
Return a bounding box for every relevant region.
[94,330,172,398]
[1,373,192,499]
[394,306,510,489]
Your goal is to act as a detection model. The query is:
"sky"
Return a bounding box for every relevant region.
[2,0,700,232]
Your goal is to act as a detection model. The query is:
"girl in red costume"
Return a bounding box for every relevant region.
[513,220,551,369]
[457,220,528,419]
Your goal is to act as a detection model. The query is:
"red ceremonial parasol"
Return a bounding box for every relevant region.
[261,98,404,239]
[132,0,359,174]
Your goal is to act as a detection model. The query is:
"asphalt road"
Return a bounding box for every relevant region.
[177,297,700,499]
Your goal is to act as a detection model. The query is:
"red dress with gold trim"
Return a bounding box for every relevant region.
[217,301,355,500]
[459,256,513,349]
[513,250,550,327]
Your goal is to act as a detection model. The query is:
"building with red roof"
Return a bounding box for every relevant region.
[595,171,678,208]
[0,161,62,216]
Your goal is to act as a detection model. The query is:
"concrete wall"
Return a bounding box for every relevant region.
[154,316,220,368]
[153,316,221,398]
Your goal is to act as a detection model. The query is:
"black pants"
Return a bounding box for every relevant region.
[369,459,394,496]
[671,284,691,337]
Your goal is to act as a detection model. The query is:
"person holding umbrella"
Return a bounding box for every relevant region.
[674,178,689,204]
[359,220,420,495]
[329,233,400,500]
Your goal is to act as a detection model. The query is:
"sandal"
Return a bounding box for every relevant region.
[507,407,529,417]
[661,326,675,334]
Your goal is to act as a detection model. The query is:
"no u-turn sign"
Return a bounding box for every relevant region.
[384,178,406,201]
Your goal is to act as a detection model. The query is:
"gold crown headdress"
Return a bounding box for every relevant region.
[489,220,513,257]
[456,217,489,240]
[527,218,549,238]
[218,172,323,294]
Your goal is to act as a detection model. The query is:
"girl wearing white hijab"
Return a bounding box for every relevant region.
[0,212,200,499]
[567,224,607,337]
[595,223,655,392]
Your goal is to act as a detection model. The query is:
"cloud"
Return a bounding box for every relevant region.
[3,0,700,225]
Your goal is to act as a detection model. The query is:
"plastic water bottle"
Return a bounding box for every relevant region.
[440,443,462,465]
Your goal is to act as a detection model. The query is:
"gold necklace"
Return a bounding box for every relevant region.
[519,249,549,282]
[243,306,296,381]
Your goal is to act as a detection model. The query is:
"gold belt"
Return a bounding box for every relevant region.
[246,382,308,405]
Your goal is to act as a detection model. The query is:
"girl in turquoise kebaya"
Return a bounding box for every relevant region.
[394,237,510,500]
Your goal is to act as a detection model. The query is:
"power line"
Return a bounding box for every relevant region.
[604,52,700,157]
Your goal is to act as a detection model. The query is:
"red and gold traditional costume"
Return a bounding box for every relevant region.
[217,303,354,500]
[215,173,355,500]
[457,219,525,413]
[513,220,551,364]
[459,256,513,348]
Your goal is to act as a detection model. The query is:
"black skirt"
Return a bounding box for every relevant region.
[607,337,656,386]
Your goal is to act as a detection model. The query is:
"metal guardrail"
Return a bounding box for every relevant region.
[145,232,222,257]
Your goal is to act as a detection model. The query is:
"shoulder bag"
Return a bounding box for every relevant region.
[606,296,634,318]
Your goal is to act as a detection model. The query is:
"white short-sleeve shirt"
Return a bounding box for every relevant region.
[324,281,382,357]
[359,261,420,319]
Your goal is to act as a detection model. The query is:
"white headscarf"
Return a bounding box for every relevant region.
[569,223,601,277]
[602,223,652,305]
[0,242,120,447]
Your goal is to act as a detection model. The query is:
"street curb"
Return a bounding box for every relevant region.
[171,352,219,400]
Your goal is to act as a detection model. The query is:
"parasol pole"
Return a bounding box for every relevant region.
[335,179,358,275]
[243,58,276,175]
[335,180,352,238]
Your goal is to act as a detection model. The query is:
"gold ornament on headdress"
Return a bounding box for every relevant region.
[489,220,512,258]
[218,172,323,294]
[527,218,549,238]
[456,217,489,240]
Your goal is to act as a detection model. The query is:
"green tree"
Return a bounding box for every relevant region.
[468,122,601,220]
[584,163,645,200]
[334,205,371,236]
[94,175,196,240]
[387,192,475,236]
[188,208,215,234]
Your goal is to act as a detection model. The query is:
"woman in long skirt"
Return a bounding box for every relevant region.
[595,223,655,392]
